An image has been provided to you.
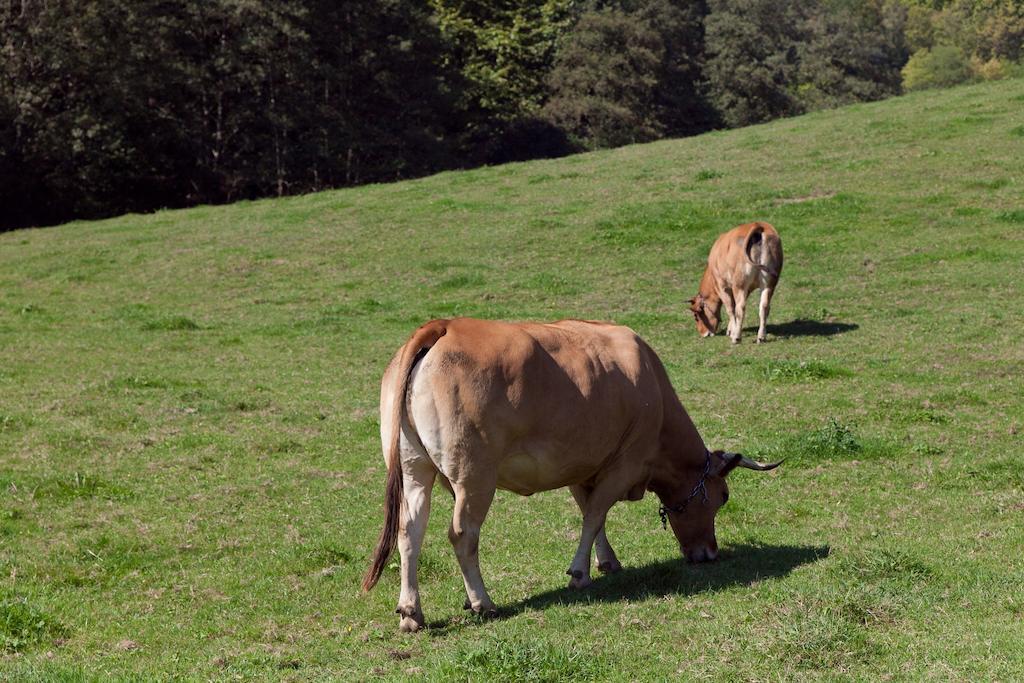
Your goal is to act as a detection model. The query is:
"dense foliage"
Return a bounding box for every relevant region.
[704,0,909,127]
[0,0,1019,229]
[543,9,666,147]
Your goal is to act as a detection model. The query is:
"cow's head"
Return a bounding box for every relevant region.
[662,450,780,563]
[688,295,720,337]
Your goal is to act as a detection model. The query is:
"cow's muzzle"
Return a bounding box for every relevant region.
[683,545,719,563]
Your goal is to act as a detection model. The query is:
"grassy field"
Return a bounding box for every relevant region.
[2,77,1023,680]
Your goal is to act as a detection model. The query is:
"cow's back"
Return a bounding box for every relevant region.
[406,318,667,494]
[709,222,782,291]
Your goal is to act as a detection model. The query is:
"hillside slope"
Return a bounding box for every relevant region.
[1,79,1023,679]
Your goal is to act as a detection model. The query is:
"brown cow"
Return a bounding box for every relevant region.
[689,222,783,344]
[362,318,780,632]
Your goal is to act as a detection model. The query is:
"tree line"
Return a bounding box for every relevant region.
[1,0,1020,230]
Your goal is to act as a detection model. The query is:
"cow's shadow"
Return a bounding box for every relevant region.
[747,318,858,338]
[509,543,828,615]
[427,543,828,631]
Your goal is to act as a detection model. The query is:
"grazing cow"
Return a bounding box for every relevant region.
[362,317,780,632]
[689,222,784,344]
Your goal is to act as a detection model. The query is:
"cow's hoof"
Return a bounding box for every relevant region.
[756,336,766,344]
[466,605,498,619]
[597,559,623,574]
[568,575,593,589]
[566,569,593,589]
[396,607,425,633]
[464,599,498,619]
[399,616,424,632]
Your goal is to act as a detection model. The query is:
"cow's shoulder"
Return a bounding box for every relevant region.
[539,319,656,378]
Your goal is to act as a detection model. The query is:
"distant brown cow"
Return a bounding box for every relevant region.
[689,222,784,344]
[362,318,780,632]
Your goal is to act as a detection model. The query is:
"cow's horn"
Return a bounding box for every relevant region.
[727,453,783,471]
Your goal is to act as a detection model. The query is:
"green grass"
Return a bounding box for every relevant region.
[2,78,1024,679]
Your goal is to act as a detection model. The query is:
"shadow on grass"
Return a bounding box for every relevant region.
[750,318,858,338]
[427,543,828,631]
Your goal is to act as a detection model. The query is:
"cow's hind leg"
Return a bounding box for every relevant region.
[570,485,622,574]
[396,457,437,632]
[449,480,498,617]
[756,287,774,343]
[730,288,748,344]
[719,287,737,340]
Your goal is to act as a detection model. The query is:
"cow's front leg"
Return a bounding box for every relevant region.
[396,459,436,632]
[569,485,622,574]
[449,480,498,617]
[566,483,623,589]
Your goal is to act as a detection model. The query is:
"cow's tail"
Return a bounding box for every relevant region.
[744,223,780,280]
[361,320,448,593]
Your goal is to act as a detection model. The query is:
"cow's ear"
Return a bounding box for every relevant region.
[719,452,744,477]
[709,450,743,477]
